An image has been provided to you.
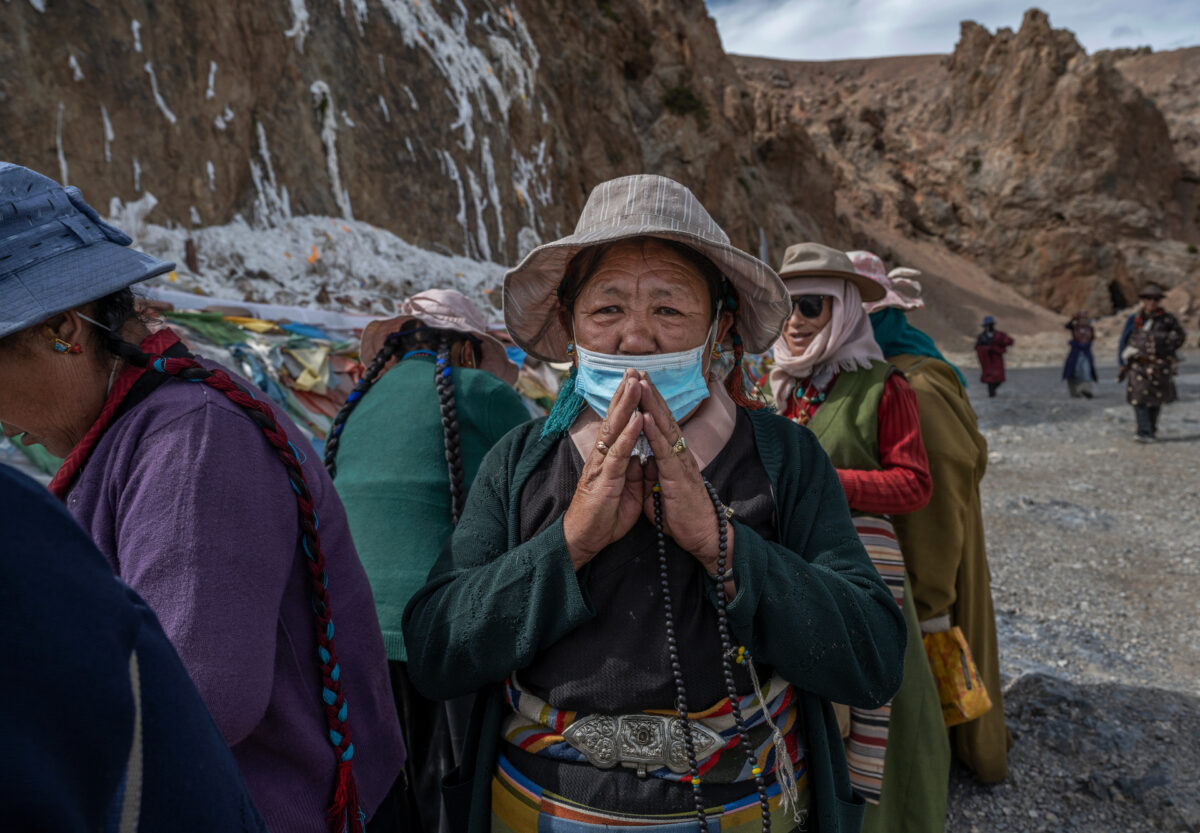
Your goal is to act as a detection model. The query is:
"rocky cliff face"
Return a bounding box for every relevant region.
[0,0,840,275]
[737,9,1199,315]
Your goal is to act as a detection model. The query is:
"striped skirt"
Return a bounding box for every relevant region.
[491,754,809,832]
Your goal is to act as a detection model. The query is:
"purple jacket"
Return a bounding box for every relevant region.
[67,360,405,833]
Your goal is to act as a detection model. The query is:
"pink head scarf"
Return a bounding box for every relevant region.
[769,277,884,405]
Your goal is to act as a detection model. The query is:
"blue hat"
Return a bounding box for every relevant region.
[982,315,995,325]
[0,162,174,338]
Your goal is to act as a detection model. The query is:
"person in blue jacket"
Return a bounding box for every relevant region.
[0,462,267,833]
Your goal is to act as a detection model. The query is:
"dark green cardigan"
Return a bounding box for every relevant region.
[402,408,907,833]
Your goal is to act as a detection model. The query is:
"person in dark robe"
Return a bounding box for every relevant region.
[1118,285,1186,442]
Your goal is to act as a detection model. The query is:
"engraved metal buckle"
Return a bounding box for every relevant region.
[562,713,725,778]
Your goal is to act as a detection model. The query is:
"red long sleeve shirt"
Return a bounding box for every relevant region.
[835,374,932,515]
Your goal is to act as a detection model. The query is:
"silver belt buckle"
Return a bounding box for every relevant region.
[562,713,725,778]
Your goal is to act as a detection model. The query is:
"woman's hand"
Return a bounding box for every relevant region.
[563,369,647,571]
[637,373,735,582]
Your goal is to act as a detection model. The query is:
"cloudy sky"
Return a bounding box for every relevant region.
[704,1,1200,61]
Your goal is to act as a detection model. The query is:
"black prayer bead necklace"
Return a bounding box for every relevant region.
[652,479,772,832]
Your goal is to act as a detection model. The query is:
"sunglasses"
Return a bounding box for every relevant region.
[791,295,828,319]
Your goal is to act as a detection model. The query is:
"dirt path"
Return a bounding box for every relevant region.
[947,353,1200,832]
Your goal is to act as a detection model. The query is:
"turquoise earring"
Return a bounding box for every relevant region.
[566,341,576,355]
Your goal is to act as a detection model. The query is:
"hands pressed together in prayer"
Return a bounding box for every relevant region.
[563,369,734,588]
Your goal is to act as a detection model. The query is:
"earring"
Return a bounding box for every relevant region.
[53,338,81,354]
[712,343,723,358]
[566,341,576,355]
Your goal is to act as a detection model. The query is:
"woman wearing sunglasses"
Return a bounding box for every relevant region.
[769,243,948,833]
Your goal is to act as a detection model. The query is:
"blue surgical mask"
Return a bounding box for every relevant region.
[574,321,716,420]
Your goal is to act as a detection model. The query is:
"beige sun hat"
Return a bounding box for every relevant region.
[777,243,887,303]
[360,288,519,385]
[503,175,790,362]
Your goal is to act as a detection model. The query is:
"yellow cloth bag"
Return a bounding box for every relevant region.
[922,626,993,728]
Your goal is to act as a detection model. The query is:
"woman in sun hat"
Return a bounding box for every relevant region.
[0,162,404,833]
[326,288,529,831]
[849,250,1010,784]
[403,175,906,833]
[768,242,947,833]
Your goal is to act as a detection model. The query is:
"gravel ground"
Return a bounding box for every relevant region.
[946,352,1200,833]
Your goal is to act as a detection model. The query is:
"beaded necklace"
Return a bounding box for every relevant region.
[651,481,773,832]
[788,376,833,427]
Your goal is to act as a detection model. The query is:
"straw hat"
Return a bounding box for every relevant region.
[502,175,790,362]
[0,162,174,338]
[360,289,518,385]
[846,250,925,313]
[776,243,887,303]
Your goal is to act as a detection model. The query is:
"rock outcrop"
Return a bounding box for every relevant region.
[737,9,1200,315]
[0,0,840,277]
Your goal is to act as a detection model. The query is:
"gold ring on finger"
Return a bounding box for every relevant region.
[671,435,687,455]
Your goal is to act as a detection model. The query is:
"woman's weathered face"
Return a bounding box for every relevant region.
[570,239,720,356]
[0,314,110,457]
[783,294,833,353]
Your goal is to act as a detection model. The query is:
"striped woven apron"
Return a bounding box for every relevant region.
[842,515,905,804]
[491,753,809,832]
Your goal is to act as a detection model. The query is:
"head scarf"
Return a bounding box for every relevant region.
[769,277,883,405]
[869,307,968,387]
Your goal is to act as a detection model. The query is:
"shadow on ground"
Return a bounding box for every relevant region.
[948,674,1199,832]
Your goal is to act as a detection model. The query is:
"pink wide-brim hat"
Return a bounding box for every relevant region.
[360,288,519,385]
[846,250,925,313]
[502,174,790,362]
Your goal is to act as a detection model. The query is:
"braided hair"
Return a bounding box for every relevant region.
[322,332,407,479]
[721,285,767,412]
[324,323,475,525]
[434,337,467,524]
[79,290,364,833]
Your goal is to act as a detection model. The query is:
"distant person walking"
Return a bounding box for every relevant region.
[975,316,1013,397]
[1062,311,1097,398]
[1118,284,1186,442]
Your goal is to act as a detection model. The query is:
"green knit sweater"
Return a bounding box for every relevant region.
[402,408,907,833]
[333,357,531,662]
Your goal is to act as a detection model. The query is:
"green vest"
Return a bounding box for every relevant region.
[806,361,893,471]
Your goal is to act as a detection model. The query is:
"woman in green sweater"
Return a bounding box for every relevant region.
[325,288,530,831]
[402,176,906,833]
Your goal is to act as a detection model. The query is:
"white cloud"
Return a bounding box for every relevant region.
[705,0,1200,59]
